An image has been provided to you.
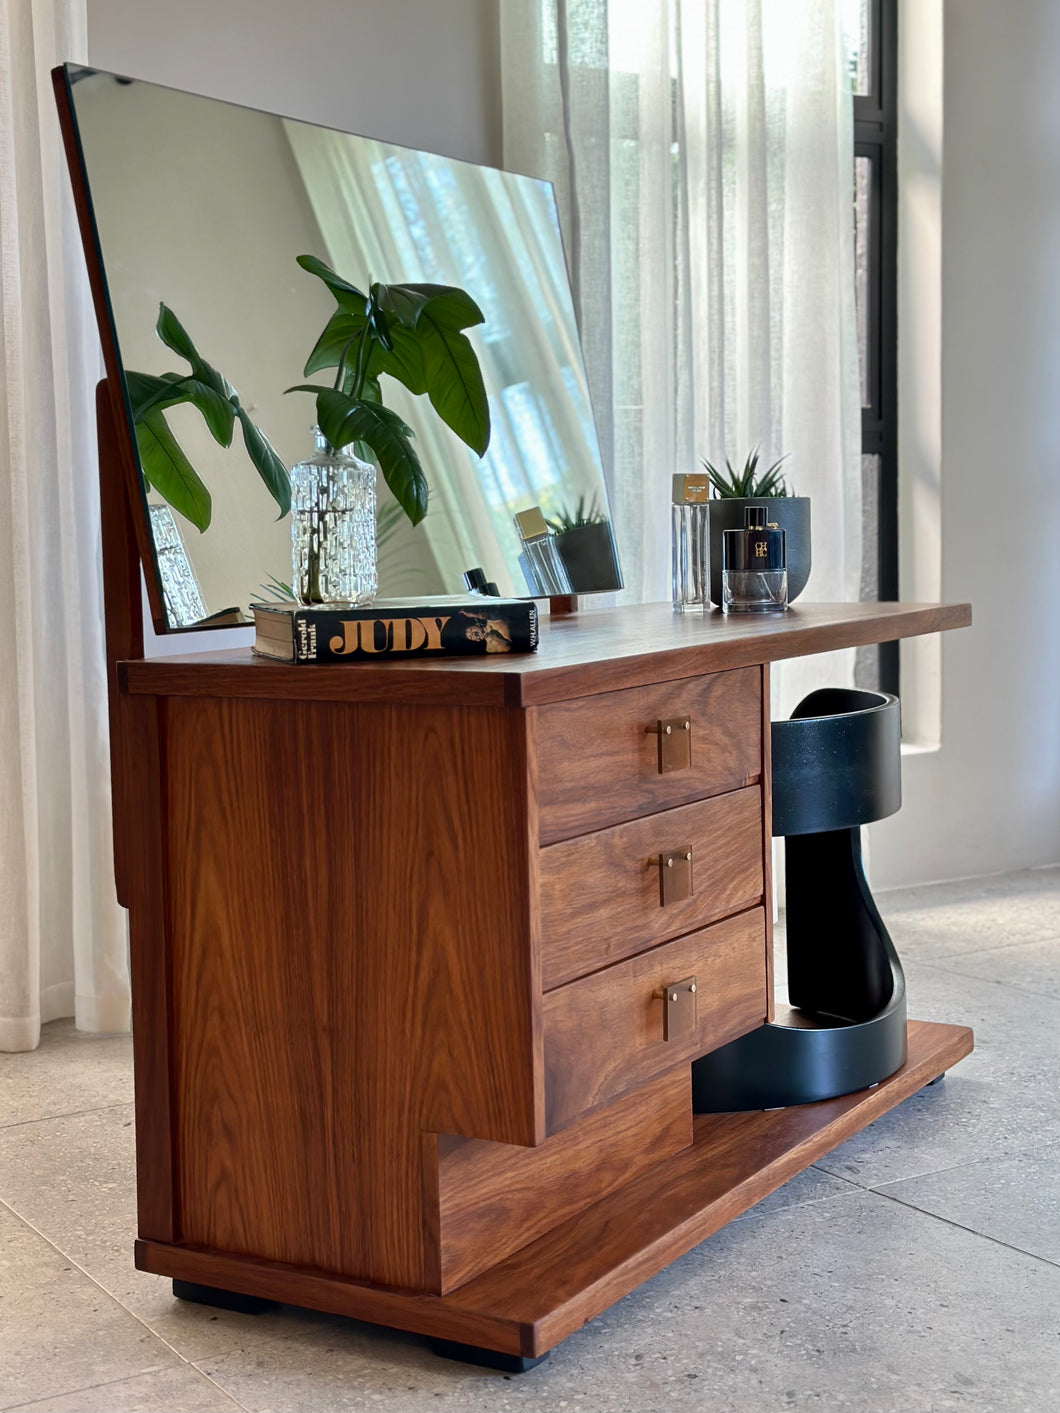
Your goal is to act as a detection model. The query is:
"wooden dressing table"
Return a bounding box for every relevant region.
[97,386,974,1368]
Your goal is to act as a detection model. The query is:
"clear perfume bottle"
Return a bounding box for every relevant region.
[671,473,710,611]
[513,507,572,596]
[721,505,788,613]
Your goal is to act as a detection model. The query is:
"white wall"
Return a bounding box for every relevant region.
[871,0,1060,885]
[87,0,501,168]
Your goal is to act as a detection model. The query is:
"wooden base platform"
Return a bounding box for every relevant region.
[136,1019,972,1361]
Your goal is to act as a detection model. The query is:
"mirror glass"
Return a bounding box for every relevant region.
[63,64,620,628]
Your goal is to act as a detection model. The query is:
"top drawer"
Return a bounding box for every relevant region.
[535,667,763,844]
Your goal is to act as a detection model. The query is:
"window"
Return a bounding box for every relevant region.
[850,0,899,693]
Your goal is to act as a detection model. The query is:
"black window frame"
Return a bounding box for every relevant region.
[855,0,899,694]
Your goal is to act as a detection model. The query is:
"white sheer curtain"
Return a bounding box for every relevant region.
[0,2,130,1049]
[501,0,862,711]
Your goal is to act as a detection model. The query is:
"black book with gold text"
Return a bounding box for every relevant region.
[251,596,538,664]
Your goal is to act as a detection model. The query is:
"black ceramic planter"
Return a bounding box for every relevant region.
[555,521,623,594]
[708,496,811,606]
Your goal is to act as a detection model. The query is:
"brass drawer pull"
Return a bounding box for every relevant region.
[650,847,694,906]
[646,717,692,774]
[652,974,698,1040]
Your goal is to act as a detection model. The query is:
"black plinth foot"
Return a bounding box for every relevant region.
[924,1071,946,1086]
[428,1337,550,1373]
[172,1279,278,1315]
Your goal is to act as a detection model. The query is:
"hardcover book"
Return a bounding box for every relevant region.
[251,596,539,664]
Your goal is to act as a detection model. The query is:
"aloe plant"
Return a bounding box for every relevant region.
[701,446,791,499]
[287,255,491,526]
[125,304,290,532]
[546,494,605,533]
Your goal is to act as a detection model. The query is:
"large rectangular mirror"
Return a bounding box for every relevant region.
[59,64,620,630]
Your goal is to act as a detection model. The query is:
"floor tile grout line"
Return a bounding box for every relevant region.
[0,1199,253,1413]
[895,930,1060,962]
[0,1100,133,1133]
[0,1362,248,1413]
[865,1185,1060,1271]
[903,958,1060,1003]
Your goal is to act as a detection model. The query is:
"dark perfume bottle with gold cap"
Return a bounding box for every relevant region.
[721,505,788,613]
[671,472,710,611]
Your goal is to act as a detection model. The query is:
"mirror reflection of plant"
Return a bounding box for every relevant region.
[545,494,606,533]
[700,446,791,499]
[287,255,491,527]
[125,304,290,532]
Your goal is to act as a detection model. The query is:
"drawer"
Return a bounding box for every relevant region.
[542,908,768,1133]
[535,667,763,844]
[540,787,764,989]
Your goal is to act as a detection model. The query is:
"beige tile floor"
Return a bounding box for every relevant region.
[1,870,1058,1412]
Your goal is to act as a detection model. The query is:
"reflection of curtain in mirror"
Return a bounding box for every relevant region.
[283,122,604,597]
[501,0,862,703]
[0,8,130,1049]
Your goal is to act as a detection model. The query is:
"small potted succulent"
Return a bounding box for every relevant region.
[546,495,623,593]
[702,447,811,605]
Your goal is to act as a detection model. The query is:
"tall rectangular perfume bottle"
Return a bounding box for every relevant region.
[514,507,572,596]
[671,473,710,611]
[721,506,788,613]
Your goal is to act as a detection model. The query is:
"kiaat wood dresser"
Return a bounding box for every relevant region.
[105,487,972,1365]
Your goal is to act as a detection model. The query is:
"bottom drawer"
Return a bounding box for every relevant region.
[542,908,768,1133]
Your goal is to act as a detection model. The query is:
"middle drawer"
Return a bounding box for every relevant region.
[539,786,764,990]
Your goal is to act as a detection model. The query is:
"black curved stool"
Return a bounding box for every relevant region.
[692,687,907,1111]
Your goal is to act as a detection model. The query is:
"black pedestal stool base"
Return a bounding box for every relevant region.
[694,688,907,1112]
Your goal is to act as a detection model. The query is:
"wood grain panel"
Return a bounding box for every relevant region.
[121,602,973,709]
[436,1068,691,1294]
[535,667,762,843]
[165,696,540,1291]
[136,1021,973,1359]
[543,909,768,1132]
[540,788,764,989]
[123,696,175,1243]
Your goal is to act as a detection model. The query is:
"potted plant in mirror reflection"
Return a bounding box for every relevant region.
[286,255,491,606]
[702,446,812,606]
[124,303,291,533]
[545,495,623,594]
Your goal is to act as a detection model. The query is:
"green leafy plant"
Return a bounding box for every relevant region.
[126,304,290,532]
[700,446,791,499]
[545,494,606,533]
[287,256,491,527]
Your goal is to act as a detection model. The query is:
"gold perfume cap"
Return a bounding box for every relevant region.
[515,506,549,540]
[673,474,710,504]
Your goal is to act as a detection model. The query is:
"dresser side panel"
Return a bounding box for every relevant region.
[164,695,538,1291]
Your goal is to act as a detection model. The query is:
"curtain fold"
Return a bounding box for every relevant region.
[0,0,130,1050]
[501,0,862,712]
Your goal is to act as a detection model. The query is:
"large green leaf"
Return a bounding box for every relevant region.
[235,408,291,517]
[180,378,236,447]
[314,390,428,526]
[155,304,235,400]
[135,410,212,531]
[296,254,368,312]
[377,283,485,330]
[303,311,364,378]
[415,311,491,455]
[367,327,428,396]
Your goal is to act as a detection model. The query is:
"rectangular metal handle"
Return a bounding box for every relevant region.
[646,717,692,773]
[651,847,693,906]
[653,975,698,1040]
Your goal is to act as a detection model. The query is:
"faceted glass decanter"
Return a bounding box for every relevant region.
[290,427,377,605]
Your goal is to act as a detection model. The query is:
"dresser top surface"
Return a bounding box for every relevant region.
[120,600,971,708]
